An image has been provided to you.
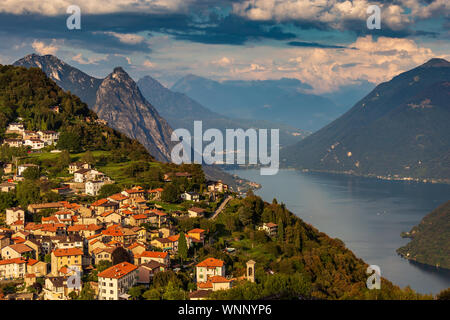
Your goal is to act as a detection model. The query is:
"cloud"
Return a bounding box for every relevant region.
[31,40,60,55]
[101,32,146,44]
[72,53,107,64]
[287,41,348,49]
[232,0,448,31]
[0,0,192,15]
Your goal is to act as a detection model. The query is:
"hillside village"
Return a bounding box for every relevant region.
[0,142,254,300]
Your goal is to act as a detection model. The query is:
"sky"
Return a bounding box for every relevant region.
[0,0,449,93]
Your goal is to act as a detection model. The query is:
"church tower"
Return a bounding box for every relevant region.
[246,260,256,283]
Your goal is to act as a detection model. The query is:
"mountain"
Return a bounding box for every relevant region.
[93,67,174,162]
[137,76,309,147]
[397,200,450,269]
[13,54,101,107]
[281,58,450,183]
[14,54,174,162]
[171,75,344,131]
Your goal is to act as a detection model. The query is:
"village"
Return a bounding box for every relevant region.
[0,144,278,300]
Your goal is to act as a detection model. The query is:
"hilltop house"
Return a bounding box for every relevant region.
[196,258,225,283]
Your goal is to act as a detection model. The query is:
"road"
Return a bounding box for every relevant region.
[210,195,233,220]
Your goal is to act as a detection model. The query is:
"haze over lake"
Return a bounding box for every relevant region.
[229,169,450,294]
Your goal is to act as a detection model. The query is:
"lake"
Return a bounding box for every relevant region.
[229,169,450,295]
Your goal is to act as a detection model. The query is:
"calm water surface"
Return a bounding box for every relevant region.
[229,169,450,294]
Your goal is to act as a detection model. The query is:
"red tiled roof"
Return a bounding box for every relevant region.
[196,258,224,268]
[139,251,168,259]
[97,262,137,279]
[53,248,83,257]
[0,258,26,266]
[188,228,205,234]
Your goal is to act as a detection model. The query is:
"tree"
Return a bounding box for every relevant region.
[16,180,40,208]
[238,206,253,226]
[277,218,284,242]
[143,288,161,300]
[161,183,179,203]
[98,184,122,198]
[78,283,96,300]
[111,247,131,265]
[162,281,186,300]
[128,285,145,300]
[57,131,82,152]
[22,166,40,180]
[96,260,112,272]
[57,150,71,169]
[44,254,51,263]
[81,151,96,165]
[178,231,188,262]
[0,192,17,212]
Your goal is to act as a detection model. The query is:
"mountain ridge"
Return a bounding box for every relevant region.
[281,58,450,183]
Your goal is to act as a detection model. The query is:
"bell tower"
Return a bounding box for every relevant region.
[246,260,256,283]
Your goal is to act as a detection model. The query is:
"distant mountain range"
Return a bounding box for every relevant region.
[171,75,351,131]
[397,200,450,269]
[14,54,175,162]
[281,58,450,183]
[137,75,309,147]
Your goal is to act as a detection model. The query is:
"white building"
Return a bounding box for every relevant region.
[0,258,27,280]
[37,131,60,145]
[85,180,105,196]
[195,257,225,283]
[23,138,45,150]
[18,164,39,176]
[98,262,138,300]
[3,139,23,148]
[5,207,25,226]
[6,123,24,133]
[181,191,200,202]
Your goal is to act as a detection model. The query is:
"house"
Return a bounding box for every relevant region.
[188,207,206,218]
[99,211,123,225]
[0,258,27,280]
[189,290,212,300]
[91,199,118,215]
[51,248,83,276]
[6,123,25,134]
[2,163,13,174]
[163,172,192,182]
[26,259,48,277]
[44,276,79,300]
[136,251,170,266]
[148,188,163,200]
[137,261,166,286]
[51,234,84,251]
[181,191,200,202]
[23,138,45,150]
[37,130,59,145]
[187,228,206,242]
[197,275,232,291]
[92,247,114,265]
[1,243,34,260]
[0,182,16,192]
[122,186,146,199]
[74,169,106,183]
[5,207,25,226]
[17,164,39,176]
[259,222,278,237]
[67,224,102,238]
[3,138,23,148]
[127,242,146,258]
[98,262,138,300]
[196,258,225,283]
[150,238,173,252]
[68,162,91,174]
[207,180,229,193]
[129,214,149,226]
[107,193,129,205]
[85,180,105,196]
[27,202,65,214]
[0,234,11,250]
[23,131,39,140]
